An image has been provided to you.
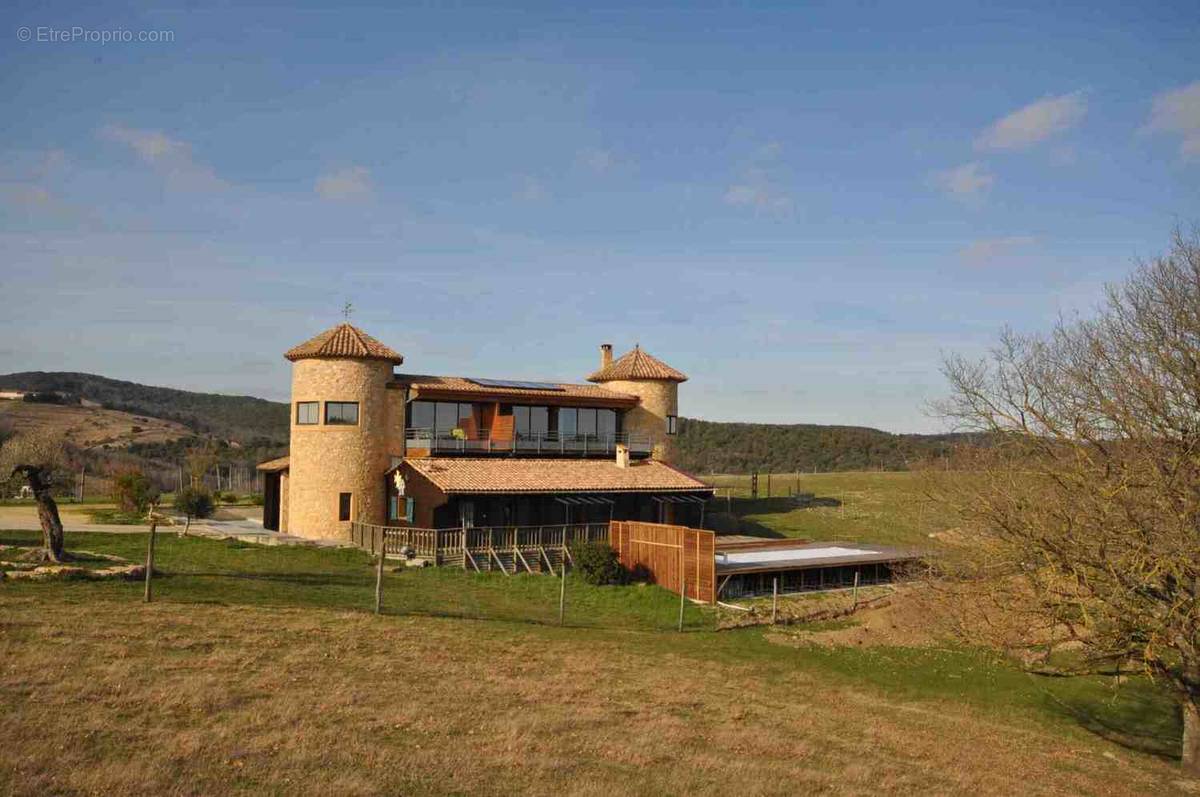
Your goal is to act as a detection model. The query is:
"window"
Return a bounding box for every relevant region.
[578,408,597,436]
[326,402,359,425]
[296,401,319,425]
[408,400,435,430]
[435,401,462,432]
[597,409,616,438]
[338,492,352,521]
[514,405,550,437]
[666,415,678,435]
[388,495,412,522]
[408,400,473,434]
[558,407,577,435]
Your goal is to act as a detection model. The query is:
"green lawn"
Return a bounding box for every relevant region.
[704,471,954,547]
[0,526,1181,767]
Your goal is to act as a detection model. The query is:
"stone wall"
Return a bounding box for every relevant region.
[397,464,449,528]
[279,470,290,533]
[287,357,398,540]
[603,379,678,462]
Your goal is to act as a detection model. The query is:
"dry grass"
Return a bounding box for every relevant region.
[0,401,190,451]
[0,594,1187,796]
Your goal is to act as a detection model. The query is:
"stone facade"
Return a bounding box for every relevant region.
[285,358,404,539]
[600,379,678,462]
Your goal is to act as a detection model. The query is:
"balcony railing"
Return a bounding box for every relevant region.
[405,428,653,457]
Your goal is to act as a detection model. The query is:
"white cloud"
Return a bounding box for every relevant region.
[100,124,225,190]
[315,166,372,201]
[930,161,994,198]
[959,236,1037,265]
[579,148,616,173]
[723,167,791,213]
[975,92,1087,151]
[515,175,548,202]
[1146,80,1200,160]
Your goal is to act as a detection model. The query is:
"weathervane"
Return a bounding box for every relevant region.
[342,301,354,321]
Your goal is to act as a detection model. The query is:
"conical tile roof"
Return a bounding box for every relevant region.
[587,346,687,383]
[284,323,404,364]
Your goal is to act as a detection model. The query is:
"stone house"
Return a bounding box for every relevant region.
[259,324,713,540]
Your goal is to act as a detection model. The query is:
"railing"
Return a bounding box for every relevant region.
[350,521,610,570]
[404,428,653,457]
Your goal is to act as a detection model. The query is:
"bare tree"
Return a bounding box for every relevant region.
[0,429,71,562]
[931,228,1200,773]
[185,442,218,489]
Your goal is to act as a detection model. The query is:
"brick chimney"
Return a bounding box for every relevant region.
[615,442,630,469]
[600,343,613,369]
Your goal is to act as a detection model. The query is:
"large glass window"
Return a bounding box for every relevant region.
[597,409,616,438]
[326,402,359,425]
[408,400,435,429]
[296,401,319,425]
[514,406,550,436]
[558,407,577,435]
[435,402,462,432]
[578,408,597,436]
[408,400,472,433]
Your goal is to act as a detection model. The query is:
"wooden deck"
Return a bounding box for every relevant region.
[350,521,609,574]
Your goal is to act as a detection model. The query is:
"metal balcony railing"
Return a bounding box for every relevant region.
[404,428,653,456]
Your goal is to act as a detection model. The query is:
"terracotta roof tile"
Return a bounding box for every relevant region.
[285,324,404,364]
[402,457,712,494]
[256,455,290,472]
[587,346,687,383]
[393,374,638,407]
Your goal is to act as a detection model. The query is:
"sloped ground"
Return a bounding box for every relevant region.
[0,400,191,450]
[0,531,1190,796]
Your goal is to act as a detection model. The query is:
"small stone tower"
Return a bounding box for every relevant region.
[284,323,405,539]
[587,344,687,462]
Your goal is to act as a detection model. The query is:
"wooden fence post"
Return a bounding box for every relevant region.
[771,577,778,625]
[678,541,686,633]
[143,512,159,603]
[558,560,566,626]
[375,533,386,615]
[852,570,860,610]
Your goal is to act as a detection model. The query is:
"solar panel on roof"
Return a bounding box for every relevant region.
[468,377,566,391]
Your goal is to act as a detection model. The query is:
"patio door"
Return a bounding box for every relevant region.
[459,500,475,529]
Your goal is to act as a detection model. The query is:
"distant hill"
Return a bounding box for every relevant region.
[0,372,288,445]
[673,418,969,474]
[0,372,969,479]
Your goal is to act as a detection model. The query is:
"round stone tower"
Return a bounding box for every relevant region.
[284,323,404,540]
[587,344,687,463]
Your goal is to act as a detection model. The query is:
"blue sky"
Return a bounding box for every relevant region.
[1,1,1197,432]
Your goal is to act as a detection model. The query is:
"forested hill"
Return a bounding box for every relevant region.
[673,417,969,473]
[0,371,966,472]
[0,372,289,444]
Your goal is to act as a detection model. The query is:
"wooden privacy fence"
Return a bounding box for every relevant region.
[610,521,716,604]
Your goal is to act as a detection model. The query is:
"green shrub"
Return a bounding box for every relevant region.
[569,541,627,586]
[111,468,157,514]
[249,493,264,506]
[174,486,214,519]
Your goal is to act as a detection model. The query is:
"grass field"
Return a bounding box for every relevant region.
[0,528,1191,795]
[704,471,954,547]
